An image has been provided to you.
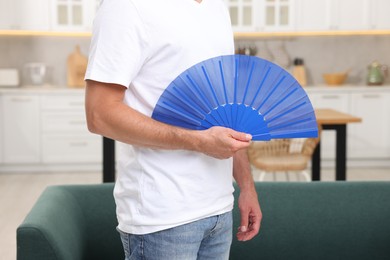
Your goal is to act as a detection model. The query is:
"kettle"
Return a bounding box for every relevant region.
[367,61,388,86]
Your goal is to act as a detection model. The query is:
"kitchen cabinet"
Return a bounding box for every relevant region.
[369,0,390,30]
[0,0,99,31]
[52,0,100,31]
[0,95,3,163]
[2,94,41,163]
[329,0,369,31]
[0,89,102,172]
[0,0,50,31]
[225,0,294,32]
[260,0,295,31]
[295,0,331,31]
[226,0,258,31]
[41,94,101,163]
[307,91,350,159]
[349,92,390,158]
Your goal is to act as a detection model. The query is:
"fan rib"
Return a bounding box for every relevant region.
[268,116,315,132]
[266,101,307,124]
[263,86,298,118]
[241,61,256,105]
[171,86,207,118]
[186,74,213,110]
[249,66,271,108]
[218,60,229,104]
[257,74,286,111]
[159,101,201,126]
[201,66,220,107]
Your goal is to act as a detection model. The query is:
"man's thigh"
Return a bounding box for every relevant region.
[118,211,233,260]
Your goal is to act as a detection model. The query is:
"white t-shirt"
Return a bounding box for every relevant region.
[85,0,235,234]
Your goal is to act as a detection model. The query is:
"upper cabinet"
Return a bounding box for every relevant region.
[52,0,100,31]
[261,0,294,31]
[226,0,294,32]
[226,0,257,31]
[0,0,100,32]
[329,0,369,31]
[226,0,390,33]
[0,0,50,30]
[369,0,390,30]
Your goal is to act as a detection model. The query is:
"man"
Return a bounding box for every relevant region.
[85,0,261,259]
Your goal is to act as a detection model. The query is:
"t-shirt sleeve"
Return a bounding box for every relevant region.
[84,0,149,88]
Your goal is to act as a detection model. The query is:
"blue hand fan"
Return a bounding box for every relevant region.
[151,54,318,141]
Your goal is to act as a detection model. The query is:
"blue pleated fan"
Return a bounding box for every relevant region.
[151,54,318,141]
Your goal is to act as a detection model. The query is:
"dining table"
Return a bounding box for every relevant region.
[101,108,362,183]
[312,108,362,181]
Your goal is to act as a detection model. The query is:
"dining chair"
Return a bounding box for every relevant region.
[248,135,320,182]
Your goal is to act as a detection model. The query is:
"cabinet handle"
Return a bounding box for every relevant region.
[68,102,84,106]
[69,120,85,125]
[362,94,380,99]
[69,142,88,147]
[322,95,340,99]
[11,97,32,102]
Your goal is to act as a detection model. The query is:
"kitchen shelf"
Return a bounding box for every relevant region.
[0,30,91,37]
[234,30,390,39]
[2,29,390,38]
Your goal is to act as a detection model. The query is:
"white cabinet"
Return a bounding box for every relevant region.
[260,0,295,31]
[2,94,41,163]
[295,0,331,31]
[16,0,51,31]
[307,91,350,159]
[0,90,102,172]
[329,0,369,31]
[41,94,101,163]
[0,0,50,30]
[349,92,390,158]
[0,95,3,163]
[226,0,294,32]
[369,0,390,30]
[52,0,100,31]
[226,0,258,31]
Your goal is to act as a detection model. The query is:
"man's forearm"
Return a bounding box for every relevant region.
[85,80,252,159]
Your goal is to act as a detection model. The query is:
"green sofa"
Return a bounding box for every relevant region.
[17,182,390,260]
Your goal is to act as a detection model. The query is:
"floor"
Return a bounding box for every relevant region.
[1,168,390,260]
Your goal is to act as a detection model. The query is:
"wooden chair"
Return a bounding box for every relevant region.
[248,135,320,182]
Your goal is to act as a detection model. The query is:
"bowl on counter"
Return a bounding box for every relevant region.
[322,72,348,86]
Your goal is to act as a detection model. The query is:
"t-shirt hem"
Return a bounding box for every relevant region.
[117,204,233,235]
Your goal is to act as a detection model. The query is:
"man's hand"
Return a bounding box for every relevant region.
[196,126,252,159]
[237,188,262,241]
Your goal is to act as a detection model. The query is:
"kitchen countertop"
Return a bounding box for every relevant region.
[1,85,390,94]
[0,86,85,94]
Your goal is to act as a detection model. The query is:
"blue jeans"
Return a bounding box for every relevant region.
[118,211,233,260]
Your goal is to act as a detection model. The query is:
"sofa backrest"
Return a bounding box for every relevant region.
[231,182,390,260]
[18,182,390,260]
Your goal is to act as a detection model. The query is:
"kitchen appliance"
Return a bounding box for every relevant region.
[22,63,52,87]
[0,69,20,87]
[367,61,388,86]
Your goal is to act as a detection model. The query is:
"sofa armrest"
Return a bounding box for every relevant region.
[17,186,87,260]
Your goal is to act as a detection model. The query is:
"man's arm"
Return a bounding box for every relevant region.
[233,149,262,241]
[85,80,252,159]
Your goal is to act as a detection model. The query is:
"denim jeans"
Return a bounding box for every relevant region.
[118,211,233,260]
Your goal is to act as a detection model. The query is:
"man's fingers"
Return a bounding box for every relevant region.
[229,130,252,142]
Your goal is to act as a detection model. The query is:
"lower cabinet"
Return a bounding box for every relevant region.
[2,94,41,163]
[307,91,350,159]
[349,92,390,158]
[307,87,390,164]
[0,90,102,172]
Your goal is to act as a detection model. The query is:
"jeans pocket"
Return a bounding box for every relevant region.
[117,228,130,258]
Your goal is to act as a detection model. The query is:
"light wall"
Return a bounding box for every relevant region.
[1,35,390,87]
